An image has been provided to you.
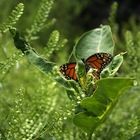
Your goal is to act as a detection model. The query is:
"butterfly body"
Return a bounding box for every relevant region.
[60,53,112,81]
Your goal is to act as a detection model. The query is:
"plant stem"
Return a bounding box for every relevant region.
[88,132,92,140]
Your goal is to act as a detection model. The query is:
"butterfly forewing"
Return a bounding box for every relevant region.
[85,53,112,79]
[86,53,112,71]
[60,63,78,81]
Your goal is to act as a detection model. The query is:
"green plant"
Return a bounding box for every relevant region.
[0,3,24,33]
[0,1,139,140]
[10,24,133,140]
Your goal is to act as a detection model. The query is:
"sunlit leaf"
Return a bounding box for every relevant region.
[73,78,133,134]
[74,25,114,60]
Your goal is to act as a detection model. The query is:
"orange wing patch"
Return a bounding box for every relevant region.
[60,63,78,81]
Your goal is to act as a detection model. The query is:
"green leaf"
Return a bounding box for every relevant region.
[76,60,86,79]
[73,112,100,134]
[108,52,125,75]
[10,29,55,75]
[82,78,133,113]
[26,50,55,74]
[74,25,114,60]
[81,98,107,116]
[73,78,133,134]
[101,52,125,78]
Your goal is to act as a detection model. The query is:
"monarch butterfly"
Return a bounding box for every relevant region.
[60,53,112,81]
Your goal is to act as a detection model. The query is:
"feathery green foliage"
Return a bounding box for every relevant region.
[26,0,54,41]
[0,3,24,33]
[0,0,140,140]
[0,51,23,81]
[108,2,118,33]
[46,30,60,53]
[44,30,68,59]
[124,30,140,83]
[3,79,75,139]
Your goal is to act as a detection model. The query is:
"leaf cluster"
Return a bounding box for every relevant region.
[0,1,140,140]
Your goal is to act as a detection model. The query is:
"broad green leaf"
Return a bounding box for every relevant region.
[73,78,133,134]
[81,98,107,116]
[54,76,73,89]
[74,25,114,60]
[10,29,55,74]
[26,50,55,74]
[73,112,100,134]
[82,78,133,113]
[101,52,125,78]
[108,52,125,75]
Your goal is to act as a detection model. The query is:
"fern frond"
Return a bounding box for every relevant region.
[26,0,54,41]
[0,51,23,80]
[108,2,118,33]
[125,31,139,68]
[124,30,140,84]
[0,3,24,33]
[44,18,56,29]
[55,38,68,51]
[6,88,25,139]
[44,30,68,59]
[39,101,75,139]
[3,76,74,140]
[44,30,60,58]
[125,31,134,54]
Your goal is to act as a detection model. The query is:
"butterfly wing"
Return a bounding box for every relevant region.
[85,53,112,79]
[60,53,112,81]
[60,63,78,81]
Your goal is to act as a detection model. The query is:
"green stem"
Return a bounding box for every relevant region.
[88,132,93,140]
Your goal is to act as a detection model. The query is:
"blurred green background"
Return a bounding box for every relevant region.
[2,0,140,54]
[0,0,140,140]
